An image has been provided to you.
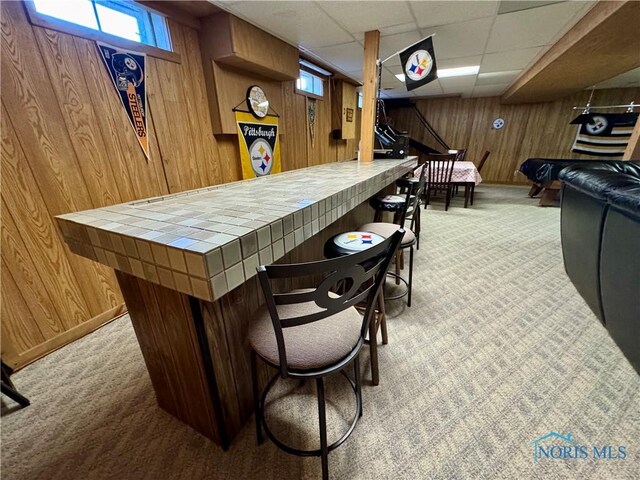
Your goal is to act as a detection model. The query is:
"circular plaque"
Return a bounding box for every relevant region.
[246,85,269,119]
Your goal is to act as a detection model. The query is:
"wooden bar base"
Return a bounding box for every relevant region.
[116,201,377,446]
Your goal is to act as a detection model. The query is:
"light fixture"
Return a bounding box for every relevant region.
[395,65,480,83]
[437,66,480,78]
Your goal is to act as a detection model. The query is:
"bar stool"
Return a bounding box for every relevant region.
[324,231,388,386]
[369,194,406,224]
[358,164,426,307]
[250,230,404,480]
[396,169,424,249]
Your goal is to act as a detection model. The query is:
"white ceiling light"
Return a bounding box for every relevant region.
[395,65,480,83]
[438,66,480,78]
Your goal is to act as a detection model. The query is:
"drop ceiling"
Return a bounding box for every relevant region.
[209,0,628,99]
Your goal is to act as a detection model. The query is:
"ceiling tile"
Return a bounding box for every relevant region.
[426,17,494,60]
[497,1,564,15]
[438,55,482,70]
[593,67,640,89]
[310,41,365,73]
[440,75,477,94]
[476,70,522,86]
[224,1,353,49]
[485,1,591,53]
[318,1,414,34]
[480,47,542,73]
[379,31,422,62]
[410,1,499,29]
[409,79,444,97]
[471,84,508,97]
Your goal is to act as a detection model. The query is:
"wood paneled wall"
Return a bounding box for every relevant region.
[0,1,359,369]
[388,87,640,184]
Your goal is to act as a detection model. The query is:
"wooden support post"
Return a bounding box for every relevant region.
[623,118,640,160]
[359,30,380,163]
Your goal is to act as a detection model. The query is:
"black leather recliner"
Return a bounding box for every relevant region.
[559,161,640,373]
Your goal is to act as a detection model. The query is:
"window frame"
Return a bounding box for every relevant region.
[295,68,325,100]
[23,0,181,64]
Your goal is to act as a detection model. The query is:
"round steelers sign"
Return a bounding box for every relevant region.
[333,232,385,252]
[249,139,273,176]
[405,49,434,82]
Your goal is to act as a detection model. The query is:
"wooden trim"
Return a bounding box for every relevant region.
[623,118,640,160]
[23,0,182,64]
[502,1,640,103]
[4,304,127,371]
[294,88,324,101]
[135,1,201,30]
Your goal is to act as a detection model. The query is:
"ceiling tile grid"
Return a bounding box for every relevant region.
[214,1,624,100]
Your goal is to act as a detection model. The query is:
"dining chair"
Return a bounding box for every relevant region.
[250,229,404,480]
[423,153,457,211]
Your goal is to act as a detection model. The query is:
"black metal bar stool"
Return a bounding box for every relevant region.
[250,230,403,480]
[396,168,424,249]
[358,164,427,307]
[324,231,388,386]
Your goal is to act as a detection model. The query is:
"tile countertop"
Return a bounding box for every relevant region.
[57,157,417,302]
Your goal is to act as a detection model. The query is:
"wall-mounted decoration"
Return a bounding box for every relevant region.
[346,108,354,123]
[492,117,505,129]
[235,111,281,179]
[96,42,148,159]
[246,85,269,119]
[571,112,638,157]
[308,97,317,147]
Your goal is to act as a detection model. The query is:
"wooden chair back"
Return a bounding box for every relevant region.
[425,153,457,188]
[477,151,491,172]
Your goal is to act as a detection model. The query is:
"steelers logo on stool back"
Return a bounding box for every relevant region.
[405,50,433,82]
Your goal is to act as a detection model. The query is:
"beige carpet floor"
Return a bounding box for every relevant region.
[2,186,639,480]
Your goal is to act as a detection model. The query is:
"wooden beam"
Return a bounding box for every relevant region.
[502,1,640,104]
[623,118,640,160]
[359,30,380,163]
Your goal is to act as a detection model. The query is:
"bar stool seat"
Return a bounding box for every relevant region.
[369,194,406,212]
[249,291,361,370]
[358,223,416,247]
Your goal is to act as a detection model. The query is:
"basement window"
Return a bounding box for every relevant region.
[296,70,324,98]
[30,0,172,52]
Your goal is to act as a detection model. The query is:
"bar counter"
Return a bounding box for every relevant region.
[57,157,417,448]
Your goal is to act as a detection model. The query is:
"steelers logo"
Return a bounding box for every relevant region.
[249,139,273,176]
[405,49,433,81]
[124,57,138,71]
[585,115,608,135]
[333,232,385,251]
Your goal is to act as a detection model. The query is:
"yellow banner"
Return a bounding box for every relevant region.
[235,111,281,179]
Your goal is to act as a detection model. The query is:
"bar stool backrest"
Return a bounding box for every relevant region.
[257,229,404,375]
[407,163,427,231]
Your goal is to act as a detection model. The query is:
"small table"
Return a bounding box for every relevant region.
[451,161,482,208]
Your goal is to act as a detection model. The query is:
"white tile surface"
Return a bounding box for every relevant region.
[58,158,417,302]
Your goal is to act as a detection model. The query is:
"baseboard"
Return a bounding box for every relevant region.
[5,304,127,371]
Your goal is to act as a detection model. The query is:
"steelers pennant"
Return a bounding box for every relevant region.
[399,36,438,92]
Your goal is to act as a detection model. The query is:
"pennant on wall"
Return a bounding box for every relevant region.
[399,36,438,92]
[307,97,317,147]
[235,111,281,179]
[571,112,639,157]
[96,42,149,159]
